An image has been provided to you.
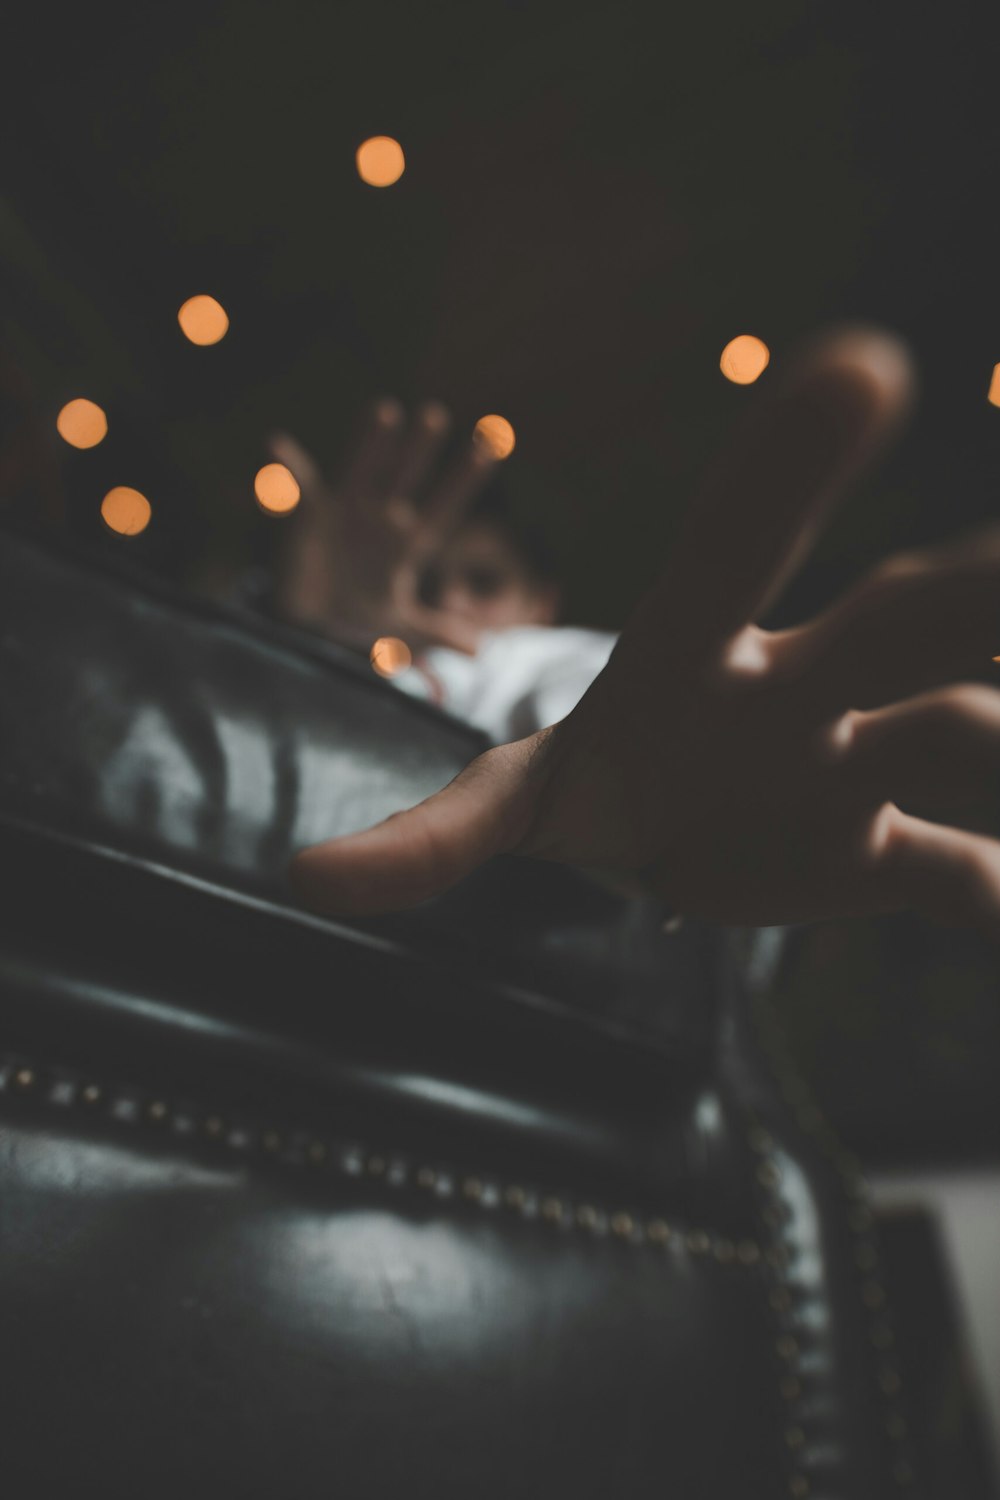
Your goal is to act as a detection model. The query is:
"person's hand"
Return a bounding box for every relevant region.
[291,327,1000,939]
[269,400,496,653]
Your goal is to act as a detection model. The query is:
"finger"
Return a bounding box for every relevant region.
[386,401,452,501]
[268,431,325,496]
[267,432,336,623]
[870,805,1000,939]
[418,439,496,542]
[339,398,405,506]
[840,685,1000,815]
[640,327,913,652]
[290,739,540,916]
[774,527,1000,714]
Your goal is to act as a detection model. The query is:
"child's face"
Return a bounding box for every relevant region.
[419,521,559,633]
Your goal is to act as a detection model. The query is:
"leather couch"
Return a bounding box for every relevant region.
[0,531,932,1498]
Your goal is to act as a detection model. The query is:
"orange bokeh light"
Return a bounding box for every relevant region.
[177,294,230,346]
[988,364,1000,407]
[254,463,301,514]
[101,486,152,536]
[473,414,516,460]
[356,136,406,187]
[720,334,771,386]
[56,398,108,450]
[370,637,413,677]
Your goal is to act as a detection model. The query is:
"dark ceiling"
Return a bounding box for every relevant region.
[4,0,1000,627]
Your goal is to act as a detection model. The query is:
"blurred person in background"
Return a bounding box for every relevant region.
[269,402,617,744]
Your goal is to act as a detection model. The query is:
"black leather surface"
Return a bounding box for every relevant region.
[0,530,714,1054]
[0,533,925,1498]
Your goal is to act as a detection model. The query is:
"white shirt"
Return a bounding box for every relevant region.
[392,625,617,744]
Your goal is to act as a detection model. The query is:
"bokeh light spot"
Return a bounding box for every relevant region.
[473,414,516,460]
[988,364,1000,406]
[356,136,406,187]
[254,463,301,514]
[370,637,412,677]
[177,295,230,346]
[720,334,770,386]
[57,398,108,449]
[101,487,151,536]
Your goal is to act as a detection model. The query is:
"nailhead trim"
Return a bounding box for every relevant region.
[0,1051,762,1271]
[748,986,918,1493]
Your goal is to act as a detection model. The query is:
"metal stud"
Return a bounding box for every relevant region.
[736,1239,761,1266]
[14,1067,35,1089]
[646,1218,671,1245]
[789,1476,809,1499]
[575,1204,598,1230]
[892,1460,914,1487]
[261,1130,281,1152]
[885,1413,907,1441]
[205,1115,224,1138]
[775,1334,799,1361]
[686,1229,711,1256]
[82,1084,102,1105]
[714,1238,735,1264]
[503,1184,525,1210]
[147,1101,168,1122]
[878,1367,901,1397]
[779,1374,801,1402]
[862,1280,886,1310]
[769,1287,792,1313]
[756,1160,781,1190]
[307,1142,327,1165]
[784,1425,805,1449]
[416,1166,437,1190]
[540,1197,564,1224]
[462,1177,483,1201]
[610,1212,634,1240]
[367,1155,386,1176]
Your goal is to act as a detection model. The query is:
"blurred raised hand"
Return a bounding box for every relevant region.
[291,327,1000,940]
[270,400,497,653]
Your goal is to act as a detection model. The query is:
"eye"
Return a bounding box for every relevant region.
[465,565,505,598]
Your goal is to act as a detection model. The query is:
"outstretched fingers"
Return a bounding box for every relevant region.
[868,806,1000,939]
[419,439,497,540]
[386,401,452,504]
[339,398,405,507]
[840,684,1000,817]
[776,527,1000,715]
[636,327,914,657]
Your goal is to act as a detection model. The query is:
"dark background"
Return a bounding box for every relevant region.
[3,0,1000,627]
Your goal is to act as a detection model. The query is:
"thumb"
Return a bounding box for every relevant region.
[268,431,323,492]
[289,737,547,917]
